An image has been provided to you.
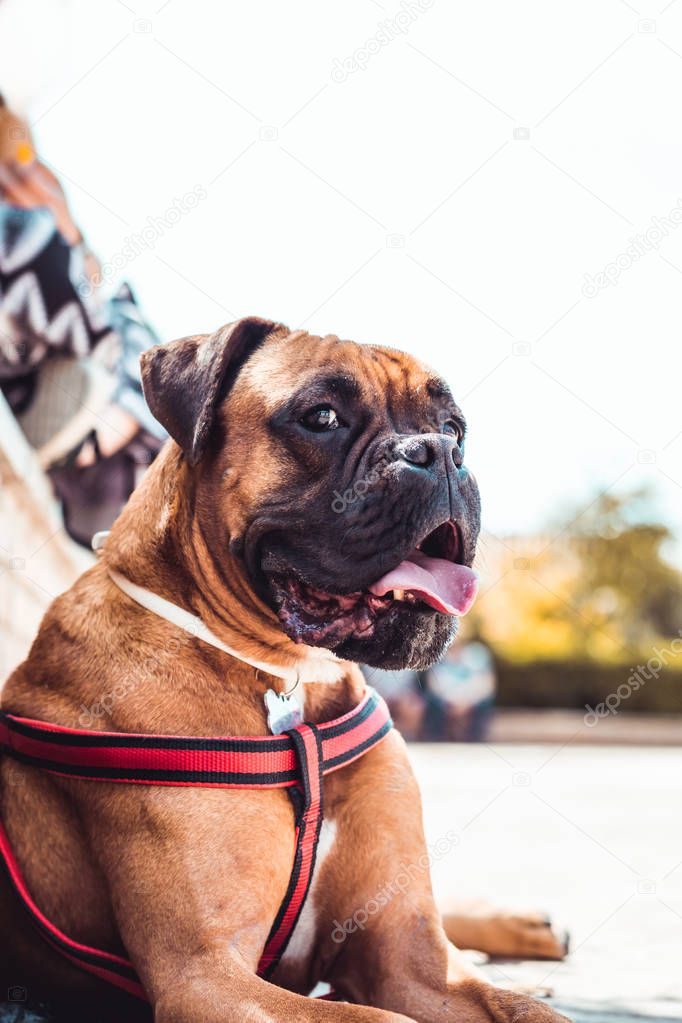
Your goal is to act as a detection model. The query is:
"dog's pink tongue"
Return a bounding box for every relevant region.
[369,552,478,616]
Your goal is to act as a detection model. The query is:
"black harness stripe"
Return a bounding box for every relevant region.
[323,718,394,771]
[0,690,380,749]
[1,751,300,787]
[259,724,325,978]
[0,688,393,996]
[0,714,290,752]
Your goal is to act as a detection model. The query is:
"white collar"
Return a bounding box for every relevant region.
[104,565,345,688]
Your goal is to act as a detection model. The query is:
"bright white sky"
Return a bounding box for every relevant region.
[1,0,681,560]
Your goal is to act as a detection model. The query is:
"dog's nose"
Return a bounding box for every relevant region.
[396,434,463,470]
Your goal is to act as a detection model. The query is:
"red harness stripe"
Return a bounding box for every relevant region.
[0,688,392,1003]
[258,724,324,976]
[0,690,390,788]
[0,821,146,1001]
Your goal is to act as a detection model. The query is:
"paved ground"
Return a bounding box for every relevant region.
[489,710,682,747]
[2,743,679,1022]
[411,742,682,1021]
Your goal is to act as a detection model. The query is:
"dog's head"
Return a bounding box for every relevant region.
[141,317,481,670]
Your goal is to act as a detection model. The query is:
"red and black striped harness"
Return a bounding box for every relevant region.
[0,687,392,1002]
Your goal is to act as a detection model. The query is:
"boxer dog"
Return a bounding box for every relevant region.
[0,318,569,1022]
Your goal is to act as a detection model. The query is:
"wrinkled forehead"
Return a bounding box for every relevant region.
[234,330,446,413]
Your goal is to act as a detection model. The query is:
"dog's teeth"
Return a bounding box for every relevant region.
[393,589,405,601]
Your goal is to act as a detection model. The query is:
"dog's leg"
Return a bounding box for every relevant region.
[328,910,568,1023]
[71,785,414,1023]
[315,737,570,1023]
[322,887,569,1022]
[441,900,569,960]
[153,963,417,1023]
[328,896,571,1023]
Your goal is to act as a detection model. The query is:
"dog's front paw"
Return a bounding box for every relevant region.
[483,986,572,1023]
[448,979,573,1023]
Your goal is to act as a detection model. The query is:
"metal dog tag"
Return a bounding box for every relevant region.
[264,689,303,735]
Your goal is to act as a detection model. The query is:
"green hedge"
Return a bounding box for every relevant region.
[496,658,682,713]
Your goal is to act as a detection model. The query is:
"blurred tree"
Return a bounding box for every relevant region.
[469,486,682,663]
[569,488,682,647]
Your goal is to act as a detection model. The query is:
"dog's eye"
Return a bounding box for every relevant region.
[442,420,464,444]
[300,406,343,432]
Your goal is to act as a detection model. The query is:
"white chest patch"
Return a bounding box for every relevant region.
[281,819,337,967]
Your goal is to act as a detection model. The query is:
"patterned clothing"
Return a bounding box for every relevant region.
[0,203,166,439]
[0,202,167,546]
[0,207,104,373]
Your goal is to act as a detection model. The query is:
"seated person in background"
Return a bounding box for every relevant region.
[0,96,166,546]
[364,634,496,743]
[360,666,425,741]
[423,636,496,742]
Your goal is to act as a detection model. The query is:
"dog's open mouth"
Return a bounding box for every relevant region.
[267,521,478,646]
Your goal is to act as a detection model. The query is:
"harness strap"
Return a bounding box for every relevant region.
[0,689,391,788]
[0,819,147,1001]
[259,723,324,976]
[0,690,392,1001]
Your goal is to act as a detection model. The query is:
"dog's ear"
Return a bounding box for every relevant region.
[140,316,284,465]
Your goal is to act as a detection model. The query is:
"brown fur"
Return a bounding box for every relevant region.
[1,321,568,1022]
